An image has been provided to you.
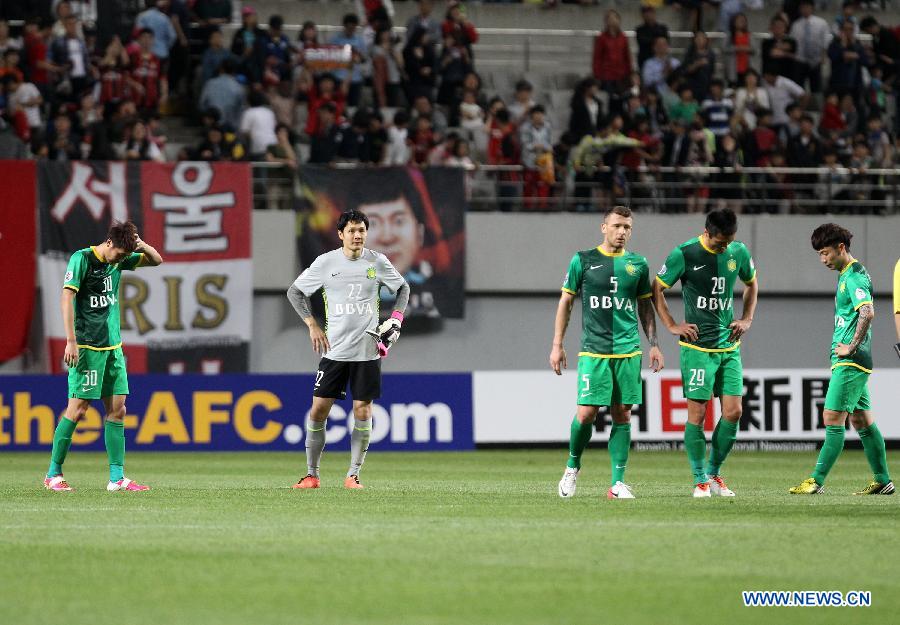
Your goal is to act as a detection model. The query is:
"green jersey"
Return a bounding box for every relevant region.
[831,259,873,373]
[562,247,651,357]
[63,247,144,350]
[656,236,756,352]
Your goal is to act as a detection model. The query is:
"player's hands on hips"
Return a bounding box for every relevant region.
[728,318,752,342]
[648,346,664,372]
[308,323,330,355]
[668,322,699,342]
[550,344,567,375]
[63,339,78,368]
[834,342,854,358]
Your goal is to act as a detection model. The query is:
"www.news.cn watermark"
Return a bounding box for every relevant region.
[742,591,871,607]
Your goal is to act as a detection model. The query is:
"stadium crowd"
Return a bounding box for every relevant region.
[1,0,900,212]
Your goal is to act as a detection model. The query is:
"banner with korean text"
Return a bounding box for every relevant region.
[37,161,252,373]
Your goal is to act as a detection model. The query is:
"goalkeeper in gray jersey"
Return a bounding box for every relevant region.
[287,210,410,489]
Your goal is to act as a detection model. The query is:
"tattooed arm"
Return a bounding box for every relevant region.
[836,303,874,357]
[638,297,664,372]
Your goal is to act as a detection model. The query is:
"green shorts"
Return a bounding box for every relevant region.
[67,347,129,400]
[576,354,643,406]
[679,346,743,401]
[825,365,871,413]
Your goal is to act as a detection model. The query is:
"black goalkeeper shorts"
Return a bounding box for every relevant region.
[312,357,381,401]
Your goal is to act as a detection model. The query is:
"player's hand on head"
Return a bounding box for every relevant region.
[670,322,699,342]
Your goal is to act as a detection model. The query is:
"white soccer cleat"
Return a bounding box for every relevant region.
[558,467,579,498]
[607,481,635,499]
[709,475,735,497]
[693,482,711,498]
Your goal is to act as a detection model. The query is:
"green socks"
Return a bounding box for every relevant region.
[706,419,739,477]
[811,425,845,485]
[566,416,593,469]
[105,420,126,482]
[47,417,78,478]
[684,422,708,484]
[609,423,631,485]
[858,424,891,484]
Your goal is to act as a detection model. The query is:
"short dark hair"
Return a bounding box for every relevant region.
[705,209,738,237]
[337,209,369,232]
[107,221,138,253]
[529,104,545,116]
[605,205,632,221]
[515,79,533,92]
[860,16,879,31]
[811,223,853,250]
[269,15,284,29]
[343,13,359,25]
[138,27,154,38]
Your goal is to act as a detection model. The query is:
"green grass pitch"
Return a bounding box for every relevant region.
[1,450,898,625]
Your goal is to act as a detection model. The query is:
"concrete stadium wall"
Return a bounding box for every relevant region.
[252,293,900,372]
[3,212,897,374]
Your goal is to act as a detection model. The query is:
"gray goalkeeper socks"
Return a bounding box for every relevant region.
[348,418,372,477]
[305,416,327,477]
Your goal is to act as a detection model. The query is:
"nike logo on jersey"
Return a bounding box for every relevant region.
[331,272,341,277]
[693,265,706,271]
[589,265,603,270]
[615,465,627,469]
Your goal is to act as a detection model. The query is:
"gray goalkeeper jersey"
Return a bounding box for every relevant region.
[293,248,407,361]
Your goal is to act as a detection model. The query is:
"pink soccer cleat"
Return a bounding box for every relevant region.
[107,477,151,492]
[43,475,73,491]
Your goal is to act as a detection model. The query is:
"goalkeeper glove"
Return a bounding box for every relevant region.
[370,311,403,357]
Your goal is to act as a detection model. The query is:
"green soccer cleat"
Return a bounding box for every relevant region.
[789,478,824,494]
[853,481,895,495]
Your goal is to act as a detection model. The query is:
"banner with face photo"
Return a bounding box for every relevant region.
[296,166,466,330]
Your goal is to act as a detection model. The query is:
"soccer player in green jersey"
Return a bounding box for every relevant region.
[790,224,893,495]
[43,221,163,492]
[651,209,758,498]
[552,206,664,500]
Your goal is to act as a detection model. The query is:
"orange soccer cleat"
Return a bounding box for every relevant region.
[292,475,320,489]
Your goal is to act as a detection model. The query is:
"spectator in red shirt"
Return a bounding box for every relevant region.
[305,73,348,137]
[409,114,435,165]
[98,36,130,105]
[0,49,24,83]
[23,18,57,97]
[592,10,632,100]
[129,28,166,115]
[441,2,478,58]
[486,107,520,212]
